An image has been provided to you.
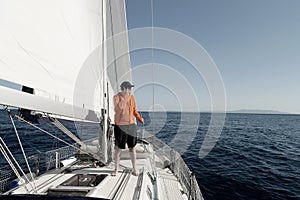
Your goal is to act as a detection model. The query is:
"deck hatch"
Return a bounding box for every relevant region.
[60,174,107,187]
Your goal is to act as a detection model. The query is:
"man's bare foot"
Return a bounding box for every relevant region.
[111,170,118,176]
[132,170,140,176]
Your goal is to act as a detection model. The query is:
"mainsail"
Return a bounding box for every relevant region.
[0,0,132,122]
[0,0,132,162]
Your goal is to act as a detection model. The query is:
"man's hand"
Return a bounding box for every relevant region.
[140,118,144,124]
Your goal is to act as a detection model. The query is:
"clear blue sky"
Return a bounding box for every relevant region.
[126,0,300,114]
[1,1,299,114]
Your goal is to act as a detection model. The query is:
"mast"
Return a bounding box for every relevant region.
[100,0,108,163]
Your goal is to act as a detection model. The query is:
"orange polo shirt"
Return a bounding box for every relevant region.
[113,93,143,125]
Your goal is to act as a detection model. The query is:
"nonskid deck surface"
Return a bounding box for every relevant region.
[5,143,188,200]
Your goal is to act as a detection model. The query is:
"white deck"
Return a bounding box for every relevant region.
[6,143,193,199]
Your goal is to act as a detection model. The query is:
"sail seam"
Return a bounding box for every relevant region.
[16,41,53,79]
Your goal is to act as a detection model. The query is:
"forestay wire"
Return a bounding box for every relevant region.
[150,0,158,199]
[151,0,155,136]
[137,0,155,140]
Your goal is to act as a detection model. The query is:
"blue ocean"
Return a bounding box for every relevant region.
[0,110,299,199]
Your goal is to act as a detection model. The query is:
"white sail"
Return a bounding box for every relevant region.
[98,0,133,162]
[106,0,132,93]
[0,0,132,122]
[0,0,132,162]
[0,0,104,121]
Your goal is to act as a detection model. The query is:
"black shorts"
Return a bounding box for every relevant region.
[114,124,137,149]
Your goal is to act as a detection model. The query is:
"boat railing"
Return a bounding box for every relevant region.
[0,142,80,193]
[144,134,204,200]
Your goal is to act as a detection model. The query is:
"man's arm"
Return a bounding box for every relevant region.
[132,96,144,123]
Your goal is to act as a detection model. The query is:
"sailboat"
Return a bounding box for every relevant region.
[0,0,204,199]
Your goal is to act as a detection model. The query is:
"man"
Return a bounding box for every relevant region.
[112,81,144,176]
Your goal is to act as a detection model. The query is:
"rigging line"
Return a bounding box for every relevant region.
[8,113,37,193]
[51,131,58,150]
[20,135,41,154]
[0,143,22,181]
[107,82,111,119]
[0,144,31,193]
[50,117,86,149]
[136,103,147,151]
[151,0,155,136]
[0,137,31,192]
[13,114,93,157]
[150,2,159,198]
[43,119,69,150]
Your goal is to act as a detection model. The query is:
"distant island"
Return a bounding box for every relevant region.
[228,109,290,114]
